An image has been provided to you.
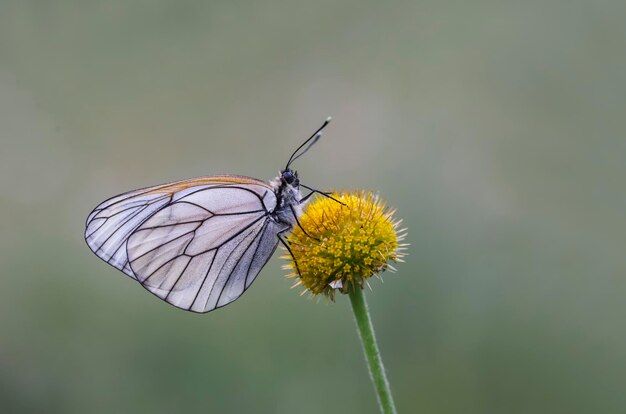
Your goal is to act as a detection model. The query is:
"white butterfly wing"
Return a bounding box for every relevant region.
[85,176,283,313]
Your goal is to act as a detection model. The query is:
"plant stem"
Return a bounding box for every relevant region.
[348,287,397,414]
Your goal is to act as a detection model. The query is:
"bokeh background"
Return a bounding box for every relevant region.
[1,1,625,413]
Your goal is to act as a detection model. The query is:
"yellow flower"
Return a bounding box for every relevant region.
[282,191,407,299]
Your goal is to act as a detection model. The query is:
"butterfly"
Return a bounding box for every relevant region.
[85,117,337,313]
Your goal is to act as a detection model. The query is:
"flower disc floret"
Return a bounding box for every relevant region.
[283,191,406,299]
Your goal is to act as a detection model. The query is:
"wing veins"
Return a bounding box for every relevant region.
[131,227,198,263]
[94,202,150,221]
[204,220,264,311]
[164,254,195,301]
[183,215,267,258]
[135,220,205,232]
[141,253,190,288]
[101,197,172,261]
[130,206,267,289]
[243,220,270,289]
[174,200,214,215]
[177,185,267,207]
[188,251,219,310]
[135,210,194,284]
[213,209,267,217]
[85,218,107,239]
[91,184,172,215]
[214,219,268,308]
[95,202,155,253]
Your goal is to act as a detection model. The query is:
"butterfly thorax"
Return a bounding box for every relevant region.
[270,170,303,226]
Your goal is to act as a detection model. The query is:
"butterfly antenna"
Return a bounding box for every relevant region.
[285,116,332,169]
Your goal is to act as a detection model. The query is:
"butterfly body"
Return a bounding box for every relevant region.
[85,169,305,313]
[270,170,304,227]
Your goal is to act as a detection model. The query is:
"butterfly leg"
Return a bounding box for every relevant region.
[277,227,303,278]
[289,204,320,241]
[300,184,346,206]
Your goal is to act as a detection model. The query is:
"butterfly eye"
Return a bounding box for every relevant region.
[282,170,297,185]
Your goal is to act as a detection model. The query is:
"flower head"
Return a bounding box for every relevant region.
[283,191,407,299]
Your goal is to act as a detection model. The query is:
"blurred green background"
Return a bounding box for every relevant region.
[1,1,625,413]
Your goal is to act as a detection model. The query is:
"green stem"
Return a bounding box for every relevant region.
[348,287,397,414]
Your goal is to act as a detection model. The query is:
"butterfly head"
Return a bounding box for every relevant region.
[281,169,299,188]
